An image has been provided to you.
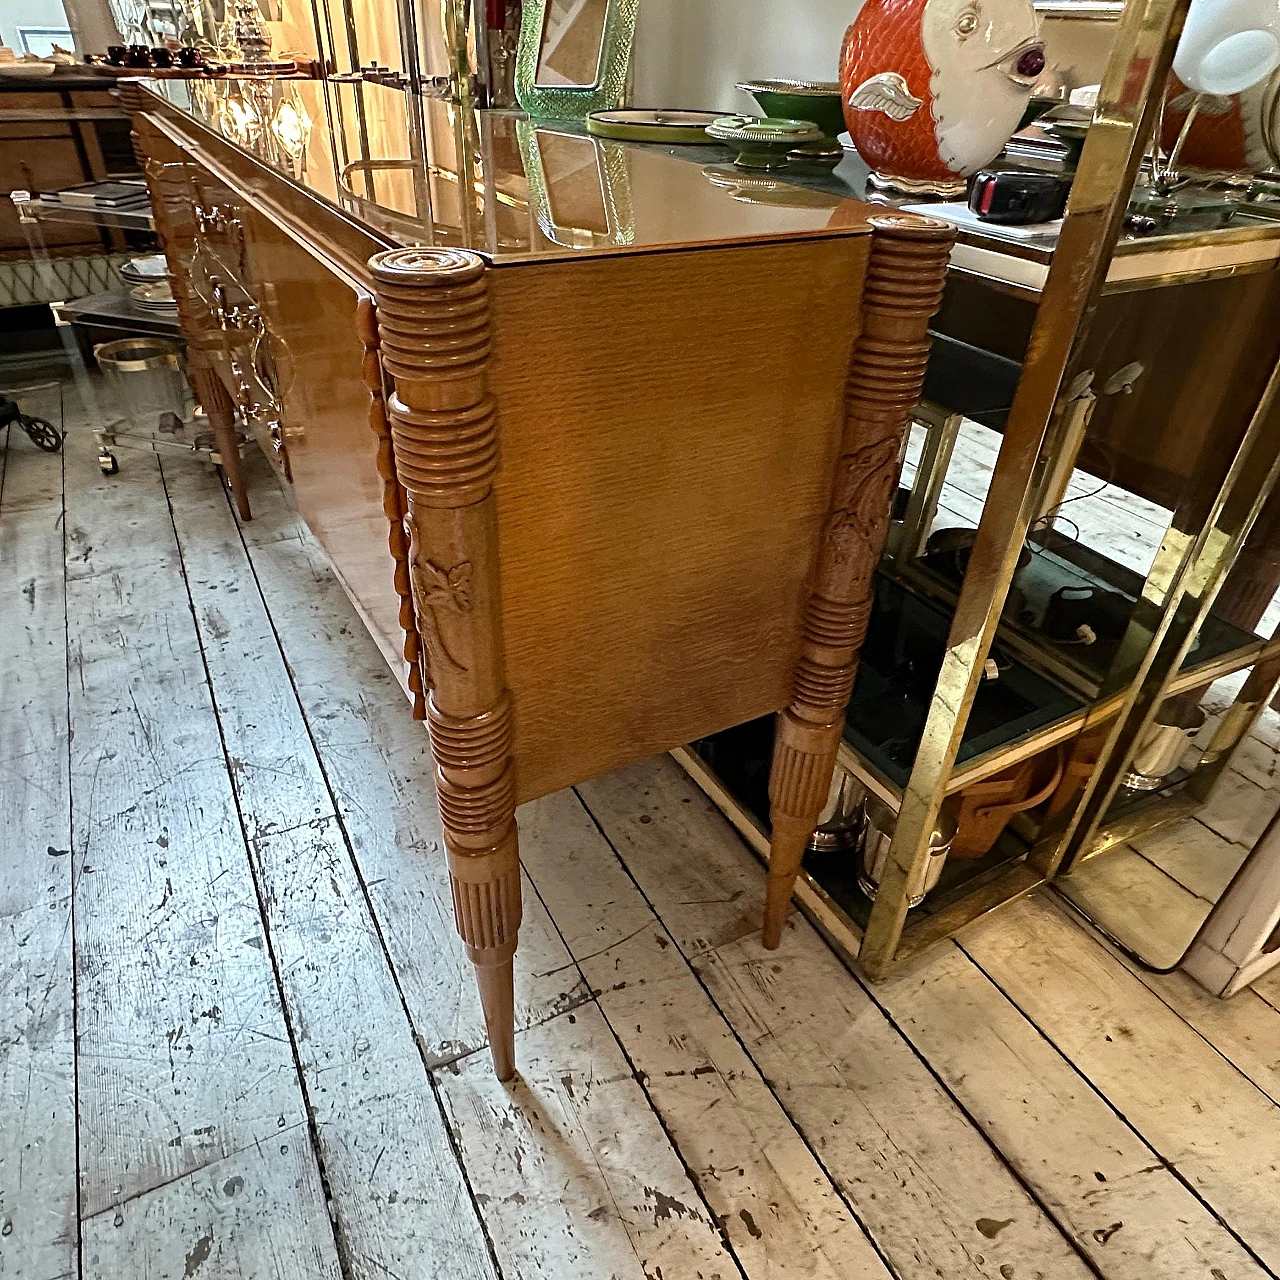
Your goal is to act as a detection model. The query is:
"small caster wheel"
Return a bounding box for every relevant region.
[22,415,62,452]
[98,450,119,476]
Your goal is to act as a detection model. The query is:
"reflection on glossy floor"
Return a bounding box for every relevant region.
[7,398,1280,1280]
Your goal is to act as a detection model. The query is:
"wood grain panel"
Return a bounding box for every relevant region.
[489,238,868,802]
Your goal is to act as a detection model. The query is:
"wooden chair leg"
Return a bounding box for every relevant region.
[369,246,521,1080]
[762,215,955,949]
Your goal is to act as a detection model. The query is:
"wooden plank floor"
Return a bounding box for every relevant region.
[6,401,1280,1280]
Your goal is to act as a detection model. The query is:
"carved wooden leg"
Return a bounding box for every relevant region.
[369,248,521,1080]
[134,150,253,520]
[193,359,251,521]
[355,293,429,722]
[763,215,954,949]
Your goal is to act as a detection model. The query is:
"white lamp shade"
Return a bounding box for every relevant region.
[1174,0,1280,94]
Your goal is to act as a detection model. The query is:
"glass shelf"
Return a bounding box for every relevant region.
[26,197,155,232]
[842,574,1084,789]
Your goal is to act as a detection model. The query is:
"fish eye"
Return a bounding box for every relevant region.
[955,8,980,35]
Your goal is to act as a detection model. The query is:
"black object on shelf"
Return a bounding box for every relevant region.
[44,179,149,209]
[690,570,1084,804]
[842,574,1082,786]
[923,524,1261,686]
[969,168,1071,225]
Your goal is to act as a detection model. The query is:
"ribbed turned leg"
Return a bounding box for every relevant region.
[368,248,521,1080]
[763,216,954,949]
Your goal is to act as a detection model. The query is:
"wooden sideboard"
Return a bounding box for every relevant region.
[121,77,953,1077]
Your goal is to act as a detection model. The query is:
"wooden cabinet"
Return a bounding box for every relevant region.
[127,78,953,1078]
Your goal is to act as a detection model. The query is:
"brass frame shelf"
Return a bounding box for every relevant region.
[720,0,1280,984]
[671,745,1047,970]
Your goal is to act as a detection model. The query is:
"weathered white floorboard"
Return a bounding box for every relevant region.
[61,442,340,1277]
[961,892,1280,1273]
[160,458,497,1280]
[1058,846,1212,969]
[1252,965,1280,1012]
[1225,723,1280,792]
[438,1003,735,1280]
[79,1139,337,1280]
[232,464,588,1062]
[1102,952,1280,1109]
[519,789,894,1280]
[250,821,497,1280]
[1195,769,1280,850]
[160,461,328,840]
[876,940,1267,1280]
[0,431,76,1280]
[579,758,1094,1280]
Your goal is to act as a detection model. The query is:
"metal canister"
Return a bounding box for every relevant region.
[1122,703,1207,791]
[807,766,865,854]
[93,337,188,430]
[858,793,958,907]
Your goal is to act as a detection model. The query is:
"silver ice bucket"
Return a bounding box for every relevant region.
[858,793,958,908]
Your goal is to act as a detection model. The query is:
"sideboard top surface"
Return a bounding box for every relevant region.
[138,78,877,265]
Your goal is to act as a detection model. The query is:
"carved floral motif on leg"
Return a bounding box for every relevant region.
[763,215,955,949]
[369,246,521,1080]
[406,524,473,679]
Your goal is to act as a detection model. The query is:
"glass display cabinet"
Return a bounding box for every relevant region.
[677,0,1280,982]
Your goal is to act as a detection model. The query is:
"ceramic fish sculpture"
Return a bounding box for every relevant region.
[840,0,1044,194]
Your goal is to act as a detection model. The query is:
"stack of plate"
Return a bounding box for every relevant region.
[120,254,167,285]
[130,282,178,314]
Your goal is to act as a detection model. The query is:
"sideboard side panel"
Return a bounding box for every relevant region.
[489,237,869,803]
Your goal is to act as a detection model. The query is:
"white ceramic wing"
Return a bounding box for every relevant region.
[847,71,924,121]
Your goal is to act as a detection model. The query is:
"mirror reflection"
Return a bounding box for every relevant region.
[534,0,609,88]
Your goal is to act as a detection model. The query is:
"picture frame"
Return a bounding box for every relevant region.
[514,0,638,120]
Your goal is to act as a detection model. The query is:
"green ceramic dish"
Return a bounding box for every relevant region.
[705,115,824,170]
[586,108,723,144]
[736,79,845,141]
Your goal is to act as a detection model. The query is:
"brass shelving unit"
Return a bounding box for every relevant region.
[676,0,1280,979]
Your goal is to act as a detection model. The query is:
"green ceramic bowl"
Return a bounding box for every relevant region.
[736,79,845,141]
[705,115,824,170]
